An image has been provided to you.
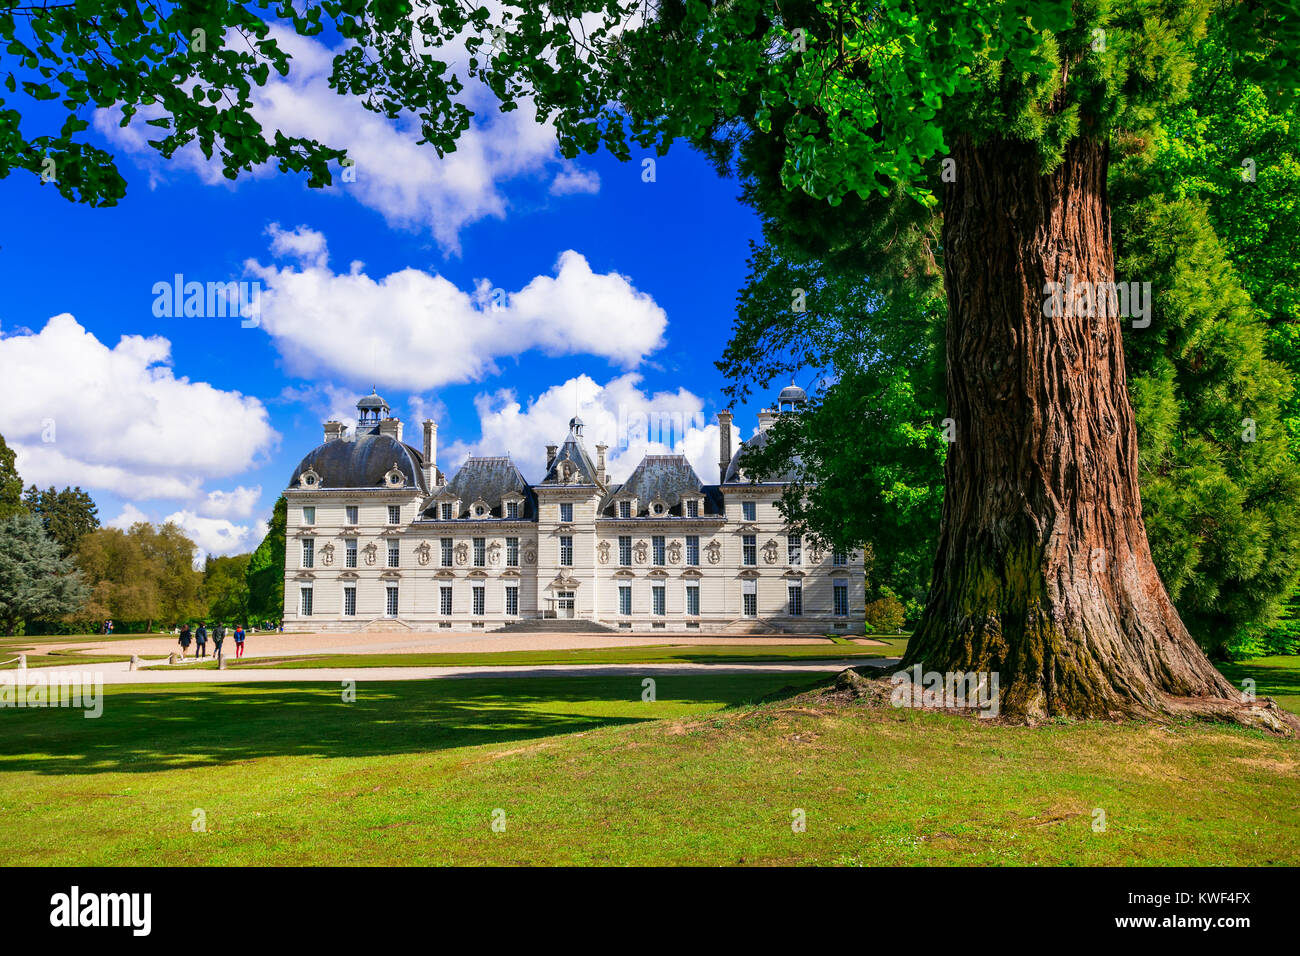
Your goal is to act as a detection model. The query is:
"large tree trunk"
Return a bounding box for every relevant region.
[903,134,1294,731]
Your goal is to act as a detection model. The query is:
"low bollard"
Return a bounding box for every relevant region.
[129,654,140,671]
[169,652,178,665]
[218,655,228,670]
[17,654,26,670]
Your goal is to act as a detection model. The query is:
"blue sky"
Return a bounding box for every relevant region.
[0,30,784,559]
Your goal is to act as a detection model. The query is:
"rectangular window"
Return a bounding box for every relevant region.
[345,538,357,568]
[652,535,665,566]
[742,501,756,522]
[833,551,847,566]
[686,584,699,616]
[440,537,453,567]
[386,586,399,617]
[441,502,454,520]
[505,585,519,616]
[686,535,699,566]
[742,579,756,617]
[619,535,632,566]
[343,586,356,617]
[685,499,698,518]
[387,541,400,568]
[618,586,632,616]
[559,535,573,566]
[473,537,486,567]
[472,586,485,616]
[834,579,849,617]
[560,502,573,523]
[618,500,631,519]
[440,586,452,616]
[743,534,756,566]
[788,533,802,566]
[788,584,803,616]
[506,537,519,567]
[652,585,666,616]
[301,538,315,568]
[345,505,358,525]
[506,500,519,519]
[388,505,401,525]
[302,505,316,525]
[300,587,313,616]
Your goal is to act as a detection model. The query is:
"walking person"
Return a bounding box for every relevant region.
[178,624,192,661]
[195,622,208,659]
[210,623,223,661]
[233,624,246,659]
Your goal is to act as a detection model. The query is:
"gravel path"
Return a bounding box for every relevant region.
[13,658,902,685]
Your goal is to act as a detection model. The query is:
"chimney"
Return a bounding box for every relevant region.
[546,444,558,472]
[757,409,778,433]
[595,443,608,485]
[422,420,437,489]
[717,410,733,483]
[378,417,403,442]
[324,420,344,442]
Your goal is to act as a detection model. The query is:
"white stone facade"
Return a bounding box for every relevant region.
[282,390,865,634]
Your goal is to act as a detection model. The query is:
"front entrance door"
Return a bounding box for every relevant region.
[557,591,575,619]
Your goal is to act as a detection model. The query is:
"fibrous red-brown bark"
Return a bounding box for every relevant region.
[903,134,1295,732]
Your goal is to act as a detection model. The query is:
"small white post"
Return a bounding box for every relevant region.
[17,654,26,670]
[129,654,140,671]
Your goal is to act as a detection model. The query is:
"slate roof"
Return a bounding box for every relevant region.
[289,433,435,492]
[599,454,721,516]
[426,456,536,519]
[541,424,601,486]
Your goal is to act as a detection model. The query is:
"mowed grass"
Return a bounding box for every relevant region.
[2,671,1297,866]
[151,642,895,671]
[1217,655,1300,715]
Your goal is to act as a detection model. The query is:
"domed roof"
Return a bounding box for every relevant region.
[289,432,429,491]
[356,389,389,410]
[778,384,808,405]
[723,428,801,483]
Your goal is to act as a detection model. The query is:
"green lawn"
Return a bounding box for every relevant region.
[2,669,1297,866]
[1217,655,1300,714]
[149,642,896,671]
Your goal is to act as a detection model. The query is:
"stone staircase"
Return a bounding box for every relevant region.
[491,618,619,634]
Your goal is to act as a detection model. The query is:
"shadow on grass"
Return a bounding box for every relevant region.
[0,674,815,777]
[1217,658,1300,704]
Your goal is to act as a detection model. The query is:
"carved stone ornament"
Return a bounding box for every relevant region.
[762,539,780,564]
[634,540,649,565]
[320,542,335,567]
[488,540,502,566]
[666,540,682,565]
[705,540,722,565]
[362,542,378,566]
[415,541,432,566]
[597,540,611,565]
[454,541,469,567]
[523,547,537,565]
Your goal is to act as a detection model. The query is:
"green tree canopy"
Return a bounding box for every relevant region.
[0,434,24,520]
[22,485,100,558]
[245,495,286,622]
[0,511,89,635]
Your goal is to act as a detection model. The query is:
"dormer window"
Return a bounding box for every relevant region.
[618,500,631,519]
[298,468,321,490]
[441,502,454,521]
[649,498,667,517]
[383,463,406,488]
[505,500,520,519]
[685,499,699,518]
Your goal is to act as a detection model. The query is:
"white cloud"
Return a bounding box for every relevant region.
[246,238,668,391]
[0,314,279,500]
[93,26,585,253]
[198,485,263,520]
[106,503,149,530]
[164,511,268,563]
[550,164,601,196]
[443,373,739,485]
[266,223,329,269]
